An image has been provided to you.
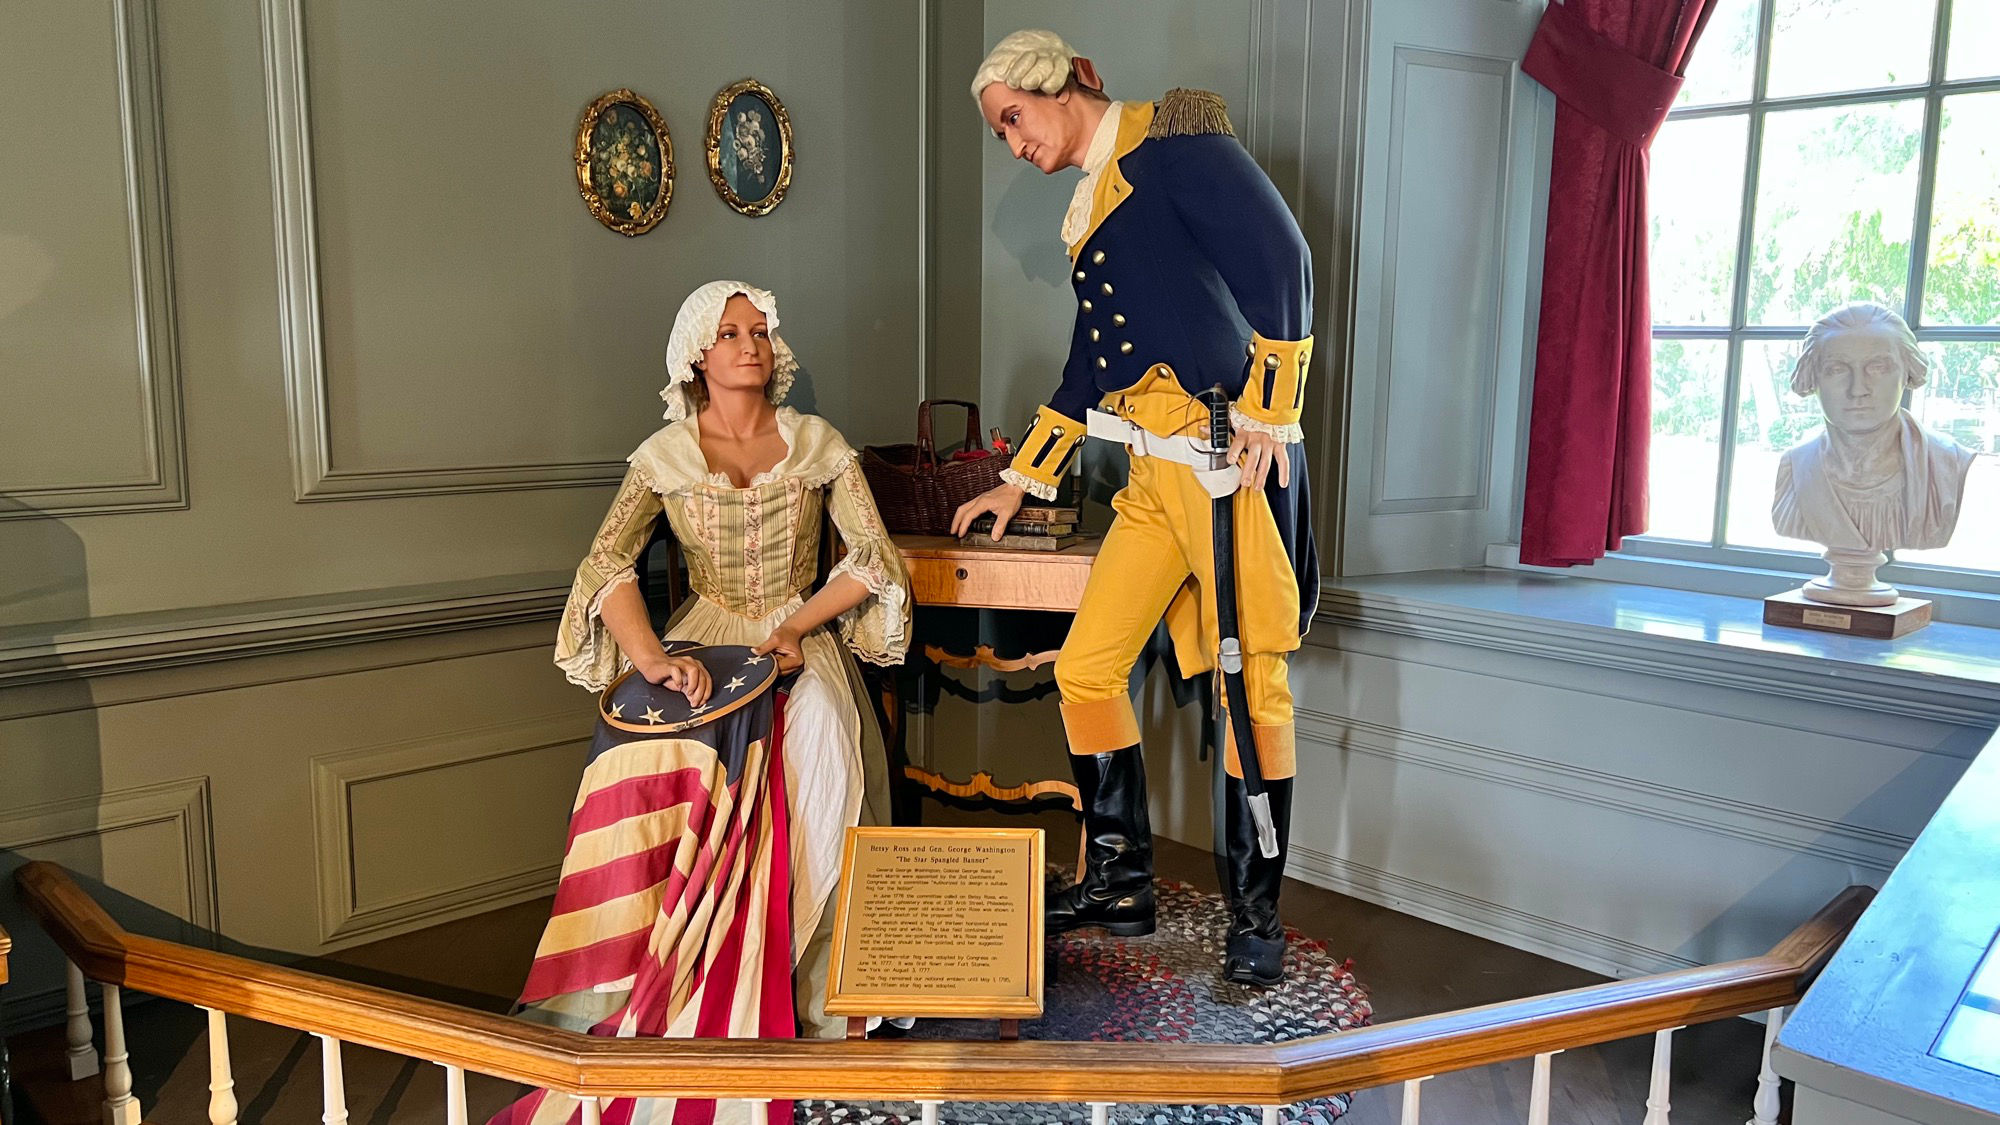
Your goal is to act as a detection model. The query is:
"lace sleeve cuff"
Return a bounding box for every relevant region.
[1229,406,1304,444]
[829,543,911,666]
[1001,467,1060,501]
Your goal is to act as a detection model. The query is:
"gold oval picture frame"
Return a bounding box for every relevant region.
[706,78,793,217]
[575,89,673,236]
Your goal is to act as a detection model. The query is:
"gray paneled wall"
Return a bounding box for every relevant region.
[0,0,923,624]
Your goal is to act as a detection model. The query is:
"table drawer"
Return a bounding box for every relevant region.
[903,552,1093,611]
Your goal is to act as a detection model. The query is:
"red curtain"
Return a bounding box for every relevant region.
[1517,0,1720,567]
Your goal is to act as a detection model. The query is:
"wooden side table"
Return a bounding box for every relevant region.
[878,534,1103,865]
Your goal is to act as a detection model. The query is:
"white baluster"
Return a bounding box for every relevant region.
[1089,1102,1113,1125]
[578,1095,602,1125]
[442,1065,468,1125]
[65,960,100,1080]
[1400,1075,1433,1125]
[1529,1050,1563,1125]
[1262,1106,1283,1125]
[204,1009,238,1125]
[749,1098,774,1125]
[919,1101,941,1125]
[1747,1007,1788,1125]
[100,984,140,1125]
[1644,1027,1683,1125]
[317,1034,348,1125]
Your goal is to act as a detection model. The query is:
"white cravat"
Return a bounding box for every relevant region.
[1061,101,1124,249]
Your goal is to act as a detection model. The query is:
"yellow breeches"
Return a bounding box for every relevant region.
[1054,369,1301,780]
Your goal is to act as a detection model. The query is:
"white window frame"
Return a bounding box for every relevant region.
[1616,0,2000,608]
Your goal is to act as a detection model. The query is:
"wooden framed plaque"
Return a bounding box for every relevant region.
[825,826,1045,1019]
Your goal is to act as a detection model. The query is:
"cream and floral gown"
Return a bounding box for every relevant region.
[552,406,909,1038]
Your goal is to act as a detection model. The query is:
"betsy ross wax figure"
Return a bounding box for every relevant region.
[952,29,1319,986]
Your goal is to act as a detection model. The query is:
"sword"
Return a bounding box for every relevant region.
[1202,386,1279,859]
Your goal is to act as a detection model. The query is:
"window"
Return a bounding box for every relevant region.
[1642,0,2000,590]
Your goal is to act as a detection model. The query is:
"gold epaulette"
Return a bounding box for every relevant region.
[1149,88,1235,139]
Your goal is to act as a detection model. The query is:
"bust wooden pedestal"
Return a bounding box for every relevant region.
[1763,587,1933,639]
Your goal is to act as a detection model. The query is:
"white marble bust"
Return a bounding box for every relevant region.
[1773,302,1976,606]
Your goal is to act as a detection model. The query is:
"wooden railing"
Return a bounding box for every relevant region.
[16,861,1869,1120]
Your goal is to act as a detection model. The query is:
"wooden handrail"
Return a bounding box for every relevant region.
[15,862,1868,1104]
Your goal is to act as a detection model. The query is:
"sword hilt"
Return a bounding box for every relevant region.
[1201,385,1232,467]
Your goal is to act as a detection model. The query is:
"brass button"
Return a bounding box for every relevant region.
[1101,282,1114,296]
[1120,341,1134,354]
[1112,313,1127,327]
[1264,353,1281,369]
[1246,342,1255,358]
[1096,357,1108,369]
[1075,270,1086,282]
[1092,250,1106,265]
[1082,299,1094,312]
[1090,328,1101,342]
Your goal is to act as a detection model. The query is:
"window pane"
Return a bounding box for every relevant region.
[1747,100,1923,327]
[1678,0,1759,107]
[1947,0,2000,80]
[1766,0,1935,97]
[1725,338,1825,552]
[1899,342,2000,573]
[1921,91,2000,327]
[1651,117,1749,326]
[1646,338,1728,542]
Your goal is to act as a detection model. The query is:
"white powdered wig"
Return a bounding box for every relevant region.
[969,28,1078,102]
[659,279,798,421]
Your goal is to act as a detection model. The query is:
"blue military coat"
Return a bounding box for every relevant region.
[1007,91,1320,633]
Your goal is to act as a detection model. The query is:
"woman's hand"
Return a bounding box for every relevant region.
[635,651,712,707]
[753,621,807,673]
[950,481,1027,540]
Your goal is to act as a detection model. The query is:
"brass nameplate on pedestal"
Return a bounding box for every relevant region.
[825,826,1044,1019]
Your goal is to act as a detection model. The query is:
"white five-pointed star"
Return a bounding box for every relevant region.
[642,707,665,724]
[725,676,747,691]
[691,702,712,714]
[743,654,766,666]
[608,702,624,718]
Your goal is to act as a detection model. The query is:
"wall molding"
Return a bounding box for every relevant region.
[257,0,627,501]
[1295,706,1912,873]
[0,572,567,690]
[1366,46,1510,517]
[309,713,586,945]
[1285,843,1700,981]
[1315,583,2000,729]
[0,777,217,1024]
[2,0,188,519]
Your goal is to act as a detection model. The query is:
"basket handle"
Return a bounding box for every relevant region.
[916,399,984,467]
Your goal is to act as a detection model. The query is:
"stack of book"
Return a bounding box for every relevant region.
[964,506,1082,551]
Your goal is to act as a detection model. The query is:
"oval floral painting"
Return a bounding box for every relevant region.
[576,89,673,236]
[707,79,793,216]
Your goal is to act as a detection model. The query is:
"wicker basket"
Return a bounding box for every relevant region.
[859,399,1008,536]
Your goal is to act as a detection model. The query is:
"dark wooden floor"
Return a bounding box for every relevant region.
[5,807,1771,1125]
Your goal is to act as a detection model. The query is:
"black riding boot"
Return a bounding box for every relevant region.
[1220,775,1293,985]
[1047,746,1156,937]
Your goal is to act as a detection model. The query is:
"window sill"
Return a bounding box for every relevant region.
[1314,567,2000,729]
[1489,542,2000,630]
